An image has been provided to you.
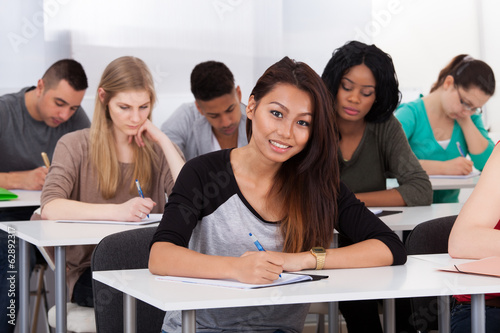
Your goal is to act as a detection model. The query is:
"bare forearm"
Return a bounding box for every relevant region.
[458,118,489,155]
[419,160,446,175]
[158,136,185,182]
[325,239,394,268]
[449,227,500,259]
[42,198,119,220]
[149,242,236,279]
[355,189,406,207]
[280,239,394,271]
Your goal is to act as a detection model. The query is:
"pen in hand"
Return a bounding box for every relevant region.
[135,179,149,218]
[456,142,466,158]
[41,152,50,168]
[249,233,281,277]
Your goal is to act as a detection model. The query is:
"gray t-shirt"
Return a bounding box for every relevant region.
[0,87,90,172]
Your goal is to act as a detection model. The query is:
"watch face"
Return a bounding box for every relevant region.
[312,247,325,254]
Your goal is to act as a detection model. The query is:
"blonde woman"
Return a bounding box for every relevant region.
[40,56,184,307]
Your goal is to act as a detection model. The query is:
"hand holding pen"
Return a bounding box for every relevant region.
[135,179,149,218]
[249,233,281,277]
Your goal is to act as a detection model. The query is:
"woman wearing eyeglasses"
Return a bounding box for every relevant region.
[395,55,496,203]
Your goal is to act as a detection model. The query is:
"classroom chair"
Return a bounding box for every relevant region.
[91,227,165,332]
[403,215,458,333]
[37,243,96,333]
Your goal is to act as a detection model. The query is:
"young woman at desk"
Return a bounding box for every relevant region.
[149,57,407,333]
[321,41,432,208]
[395,55,495,203]
[321,40,431,333]
[449,143,500,332]
[39,56,184,307]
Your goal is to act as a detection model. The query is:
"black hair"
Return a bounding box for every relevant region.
[42,59,88,91]
[190,61,235,101]
[321,40,401,123]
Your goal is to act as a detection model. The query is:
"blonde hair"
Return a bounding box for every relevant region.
[89,56,158,199]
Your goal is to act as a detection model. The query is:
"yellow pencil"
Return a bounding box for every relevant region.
[41,152,50,168]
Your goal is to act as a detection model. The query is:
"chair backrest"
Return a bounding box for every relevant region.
[405,215,457,255]
[91,227,165,333]
[403,215,457,332]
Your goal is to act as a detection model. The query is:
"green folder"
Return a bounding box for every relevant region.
[0,188,18,201]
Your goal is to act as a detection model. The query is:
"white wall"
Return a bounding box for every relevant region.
[1,0,370,128]
[2,0,499,131]
[372,0,500,132]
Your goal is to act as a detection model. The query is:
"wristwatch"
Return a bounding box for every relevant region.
[310,247,326,270]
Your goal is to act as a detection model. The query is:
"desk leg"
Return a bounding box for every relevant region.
[327,302,339,333]
[438,296,450,333]
[19,238,29,333]
[182,310,196,333]
[123,293,136,333]
[383,299,395,333]
[55,246,67,333]
[471,294,485,333]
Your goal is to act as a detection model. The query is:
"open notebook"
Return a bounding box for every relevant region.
[439,256,500,278]
[429,169,481,179]
[156,272,327,289]
[56,213,162,225]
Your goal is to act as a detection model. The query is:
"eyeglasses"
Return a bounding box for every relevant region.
[455,86,482,115]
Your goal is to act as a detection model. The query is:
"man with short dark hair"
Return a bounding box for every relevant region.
[0,59,90,332]
[161,61,247,161]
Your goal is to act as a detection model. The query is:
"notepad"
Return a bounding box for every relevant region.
[0,188,18,201]
[56,213,162,225]
[439,256,500,278]
[155,272,327,289]
[429,170,480,179]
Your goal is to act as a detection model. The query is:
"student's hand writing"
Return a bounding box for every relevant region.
[445,157,474,175]
[118,197,156,222]
[236,251,283,284]
[7,167,48,190]
[132,119,165,147]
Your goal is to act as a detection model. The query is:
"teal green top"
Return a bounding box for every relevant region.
[395,98,494,203]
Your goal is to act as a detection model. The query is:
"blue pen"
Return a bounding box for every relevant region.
[456,142,466,157]
[249,233,281,277]
[135,179,149,218]
[249,233,266,251]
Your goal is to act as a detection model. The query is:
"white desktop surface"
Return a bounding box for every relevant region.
[0,190,41,208]
[430,176,480,190]
[0,219,158,246]
[387,177,480,191]
[93,254,500,333]
[375,203,463,231]
[0,219,159,333]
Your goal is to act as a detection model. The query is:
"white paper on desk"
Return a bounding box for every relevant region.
[56,213,162,225]
[429,170,480,179]
[155,273,312,289]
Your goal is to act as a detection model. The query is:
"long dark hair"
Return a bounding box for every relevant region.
[430,54,495,95]
[321,40,401,123]
[247,56,339,252]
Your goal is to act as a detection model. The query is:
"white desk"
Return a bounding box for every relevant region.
[375,202,463,231]
[387,177,480,191]
[430,176,480,190]
[0,219,159,333]
[0,190,41,208]
[94,254,500,333]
